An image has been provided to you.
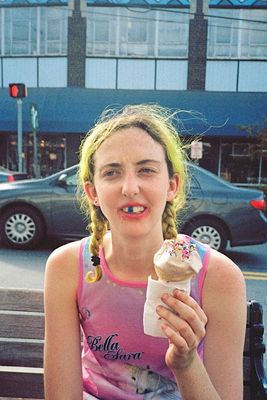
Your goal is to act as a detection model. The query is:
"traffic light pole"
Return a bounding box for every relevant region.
[17,99,23,172]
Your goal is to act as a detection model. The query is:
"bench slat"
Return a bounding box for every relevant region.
[0,370,44,398]
[0,341,43,368]
[0,314,44,339]
[0,288,44,313]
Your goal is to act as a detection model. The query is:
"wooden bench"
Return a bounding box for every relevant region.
[0,287,266,399]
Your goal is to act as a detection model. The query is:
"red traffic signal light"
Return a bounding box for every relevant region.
[9,83,27,99]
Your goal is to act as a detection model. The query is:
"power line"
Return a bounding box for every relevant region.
[86,7,267,33]
[1,2,267,25]
[1,3,267,34]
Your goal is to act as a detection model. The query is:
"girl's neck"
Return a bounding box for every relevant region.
[102,232,163,281]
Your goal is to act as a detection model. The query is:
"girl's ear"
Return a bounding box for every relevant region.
[83,182,99,206]
[166,174,179,202]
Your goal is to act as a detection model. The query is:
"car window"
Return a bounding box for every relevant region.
[66,172,77,187]
[189,174,201,190]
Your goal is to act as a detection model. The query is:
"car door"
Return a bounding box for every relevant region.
[50,169,87,238]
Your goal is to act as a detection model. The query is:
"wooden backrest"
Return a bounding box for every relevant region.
[0,287,44,398]
[243,300,267,400]
[0,287,44,312]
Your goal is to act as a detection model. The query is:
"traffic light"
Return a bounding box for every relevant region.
[9,83,27,99]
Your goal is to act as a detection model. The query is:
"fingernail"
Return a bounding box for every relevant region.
[161,293,169,302]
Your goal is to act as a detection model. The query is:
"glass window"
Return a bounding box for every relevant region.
[220,142,261,184]
[260,154,267,184]
[208,9,239,58]
[3,6,67,56]
[119,8,155,57]
[40,7,68,55]
[86,7,189,58]
[240,10,267,58]
[158,10,189,57]
[4,7,37,55]
[87,8,116,56]
[0,10,3,55]
[208,9,267,59]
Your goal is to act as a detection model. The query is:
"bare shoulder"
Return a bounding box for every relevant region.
[204,248,245,295]
[45,240,82,296]
[201,250,247,399]
[202,248,246,316]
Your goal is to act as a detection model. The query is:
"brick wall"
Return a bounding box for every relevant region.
[187,0,208,90]
[67,0,86,87]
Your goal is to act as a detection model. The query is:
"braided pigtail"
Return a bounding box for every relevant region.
[162,201,178,240]
[85,206,108,284]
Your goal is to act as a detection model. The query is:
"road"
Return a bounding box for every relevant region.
[0,240,267,371]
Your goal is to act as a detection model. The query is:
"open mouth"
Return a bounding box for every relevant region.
[122,206,145,214]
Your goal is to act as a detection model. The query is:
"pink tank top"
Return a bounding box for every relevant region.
[77,235,210,400]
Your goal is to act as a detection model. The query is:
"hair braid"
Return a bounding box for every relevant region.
[85,206,108,283]
[162,202,178,240]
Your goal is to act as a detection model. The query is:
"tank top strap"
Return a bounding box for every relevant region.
[77,236,93,302]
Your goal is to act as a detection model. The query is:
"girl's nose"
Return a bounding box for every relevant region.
[121,173,140,198]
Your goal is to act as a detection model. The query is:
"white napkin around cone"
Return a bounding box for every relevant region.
[143,275,191,338]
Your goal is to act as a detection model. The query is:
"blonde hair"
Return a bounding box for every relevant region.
[78,104,188,282]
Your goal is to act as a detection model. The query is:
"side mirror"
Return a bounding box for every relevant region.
[57,173,68,187]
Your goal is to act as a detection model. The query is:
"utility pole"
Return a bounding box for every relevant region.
[9,83,27,172]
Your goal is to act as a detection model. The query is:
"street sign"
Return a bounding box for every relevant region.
[190,140,203,159]
[30,103,39,130]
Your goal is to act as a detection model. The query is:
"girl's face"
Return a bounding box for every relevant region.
[84,127,179,240]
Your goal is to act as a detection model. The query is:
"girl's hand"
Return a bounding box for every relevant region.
[156,289,208,371]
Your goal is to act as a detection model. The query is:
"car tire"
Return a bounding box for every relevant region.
[0,206,45,249]
[183,218,228,252]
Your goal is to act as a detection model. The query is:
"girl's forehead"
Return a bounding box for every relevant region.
[94,127,165,160]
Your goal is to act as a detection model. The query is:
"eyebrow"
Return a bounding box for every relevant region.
[98,159,161,174]
[136,159,162,166]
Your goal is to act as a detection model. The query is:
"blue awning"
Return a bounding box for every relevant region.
[0,88,266,137]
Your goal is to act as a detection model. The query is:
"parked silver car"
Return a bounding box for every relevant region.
[0,164,266,252]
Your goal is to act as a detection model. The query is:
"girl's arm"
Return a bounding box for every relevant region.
[157,249,246,400]
[44,241,83,400]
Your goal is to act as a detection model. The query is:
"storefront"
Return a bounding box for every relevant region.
[199,137,267,185]
[1,88,266,184]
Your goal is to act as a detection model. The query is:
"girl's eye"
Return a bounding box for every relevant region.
[139,168,156,174]
[103,170,119,177]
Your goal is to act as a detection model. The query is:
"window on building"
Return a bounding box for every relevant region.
[87,8,116,56]
[86,7,189,58]
[208,9,267,59]
[158,10,189,57]
[220,142,263,184]
[241,10,267,58]
[40,7,68,55]
[119,8,155,57]
[1,6,67,56]
[4,7,37,55]
[0,10,3,55]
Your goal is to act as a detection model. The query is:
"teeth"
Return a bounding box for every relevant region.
[122,206,145,214]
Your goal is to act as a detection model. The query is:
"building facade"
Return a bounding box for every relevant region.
[0,0,266,184]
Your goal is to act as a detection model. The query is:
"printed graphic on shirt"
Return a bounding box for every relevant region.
[127,364,178,399]
[86,333,144,362]
[85,331,179,398]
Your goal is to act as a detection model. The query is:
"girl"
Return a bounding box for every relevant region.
[44,104,246,399]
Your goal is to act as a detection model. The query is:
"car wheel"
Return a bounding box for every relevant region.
[0,206,44,249]
[184,218,227,252]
